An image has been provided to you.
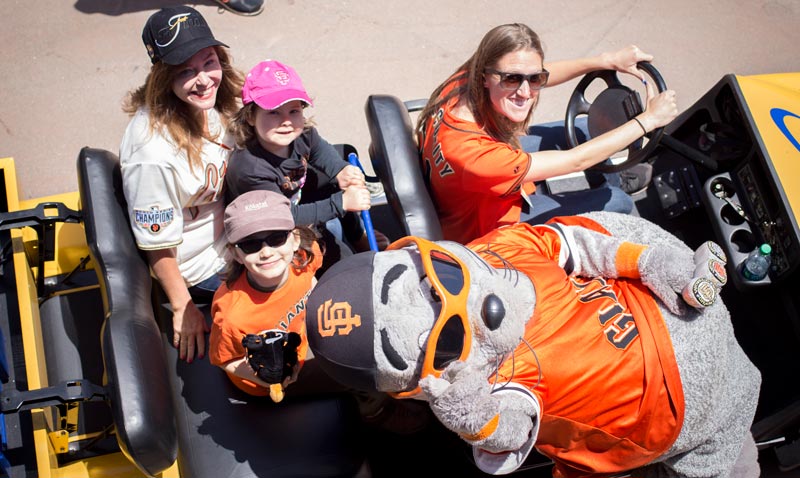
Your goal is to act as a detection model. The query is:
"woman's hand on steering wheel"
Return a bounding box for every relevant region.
[604,45,654,82]
[638,77,678,134]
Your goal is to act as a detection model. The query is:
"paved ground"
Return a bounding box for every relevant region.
[2,0,799,201]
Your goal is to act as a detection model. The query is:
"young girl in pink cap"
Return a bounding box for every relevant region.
[225,59,388,276]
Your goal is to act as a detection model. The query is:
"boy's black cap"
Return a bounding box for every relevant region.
[142,6,228,65]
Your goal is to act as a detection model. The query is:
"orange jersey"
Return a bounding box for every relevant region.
[209,249,322,396]
[467,218,684,477]
[419,77,535,244]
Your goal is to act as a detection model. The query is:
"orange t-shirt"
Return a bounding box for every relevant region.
[467,218,684,477]
[209,249,322,396]
[419,76,535,244]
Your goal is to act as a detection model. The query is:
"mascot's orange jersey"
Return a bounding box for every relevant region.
[468,217,685,478]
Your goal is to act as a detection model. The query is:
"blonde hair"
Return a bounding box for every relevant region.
[123,46,245,171]
[416,23,544,149]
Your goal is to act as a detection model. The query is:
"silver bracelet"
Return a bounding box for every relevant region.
[633,117,648,135]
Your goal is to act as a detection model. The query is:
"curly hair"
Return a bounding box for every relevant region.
[416,23,544,149]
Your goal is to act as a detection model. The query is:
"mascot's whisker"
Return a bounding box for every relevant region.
[306,213,761,477]
[479,247,522,285]
[489,339,542,392]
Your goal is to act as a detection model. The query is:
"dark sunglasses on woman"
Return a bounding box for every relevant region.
[485,68,550,91]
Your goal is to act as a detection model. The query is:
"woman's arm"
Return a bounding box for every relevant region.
[147,248,209,363]
[523,79,677,182]
[544,45,653,87]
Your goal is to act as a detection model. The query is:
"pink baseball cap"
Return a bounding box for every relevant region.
[242,60,313,110]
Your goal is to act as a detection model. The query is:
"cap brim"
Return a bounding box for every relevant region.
[252,90,314,110]
[161,38,228,65]
[226,218,295,244]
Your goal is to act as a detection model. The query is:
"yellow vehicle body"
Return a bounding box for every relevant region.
[736,72,800,226]
[1,156,179,478]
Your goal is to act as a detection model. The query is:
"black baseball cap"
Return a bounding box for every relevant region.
[306,252,378,392]
[142,6,228,65]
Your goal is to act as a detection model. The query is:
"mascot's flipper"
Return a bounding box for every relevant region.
[420,361,541,475]
[305,212,761,478]
[472,385,541,475]
[545,212,726,314]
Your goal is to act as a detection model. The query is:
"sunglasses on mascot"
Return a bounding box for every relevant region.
[485,68,550,91]
[387,237,472,400]
[234,230,291,254]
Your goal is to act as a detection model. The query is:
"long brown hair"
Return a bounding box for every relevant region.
[123,46,245,171]
[416,23,544,148]
[222,225,323,286]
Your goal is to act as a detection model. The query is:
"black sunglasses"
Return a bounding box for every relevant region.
[485,68,550,91]
[235,230,291,254]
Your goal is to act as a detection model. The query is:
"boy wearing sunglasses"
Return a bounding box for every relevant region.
[417,23,678,244]
[208,189,430,430]
[208,190,323,399]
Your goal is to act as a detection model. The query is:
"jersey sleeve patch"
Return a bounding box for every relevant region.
[134,205,175,234]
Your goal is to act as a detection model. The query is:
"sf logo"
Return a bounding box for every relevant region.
[317,300,361,337]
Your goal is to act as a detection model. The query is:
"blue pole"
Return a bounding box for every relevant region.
[347,153,379,252]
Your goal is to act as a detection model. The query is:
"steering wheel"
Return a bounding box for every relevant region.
[565,62,667,173]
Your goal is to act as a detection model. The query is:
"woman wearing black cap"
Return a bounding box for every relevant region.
[120,6,244,363]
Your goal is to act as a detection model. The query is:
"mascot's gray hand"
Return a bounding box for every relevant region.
[638,246,694,316]
[420,362,500,440]
[638,241,729,314]
[680,241,728,310]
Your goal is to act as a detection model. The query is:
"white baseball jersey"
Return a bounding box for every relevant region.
[119,108,230,286]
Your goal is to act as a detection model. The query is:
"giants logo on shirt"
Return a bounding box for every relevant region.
[279,289,312,330]
[134,206,175,233]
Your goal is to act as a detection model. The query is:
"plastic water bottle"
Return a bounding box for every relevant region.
[741,243,772,281]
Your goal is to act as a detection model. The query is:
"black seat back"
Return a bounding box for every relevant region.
[76,147,177,476]
[78,147,365,478]
[365,94,443,240]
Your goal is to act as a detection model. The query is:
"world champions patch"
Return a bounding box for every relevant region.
[134,206,175,233]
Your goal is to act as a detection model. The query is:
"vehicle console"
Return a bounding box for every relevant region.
[662,74,800,291]
[652,74,800,449]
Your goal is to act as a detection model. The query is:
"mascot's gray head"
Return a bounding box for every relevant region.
[307,240,536,396]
